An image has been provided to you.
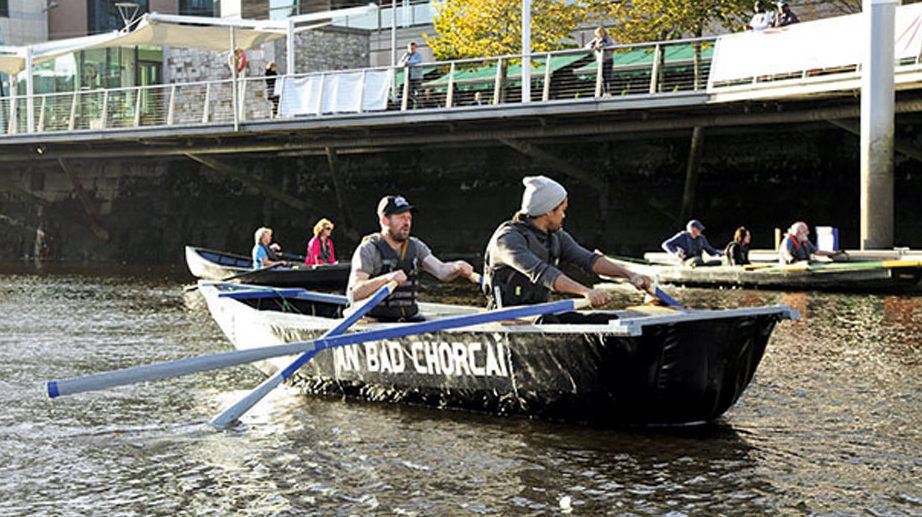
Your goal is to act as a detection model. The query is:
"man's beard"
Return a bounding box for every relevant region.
[387,226,409,242]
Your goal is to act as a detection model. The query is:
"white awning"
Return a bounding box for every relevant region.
[0,3,377,76]
[86,16,286,53]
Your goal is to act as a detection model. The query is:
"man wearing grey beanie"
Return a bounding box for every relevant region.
[482,175,652,313]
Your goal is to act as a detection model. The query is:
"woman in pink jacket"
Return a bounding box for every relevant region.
[305,218,337,265]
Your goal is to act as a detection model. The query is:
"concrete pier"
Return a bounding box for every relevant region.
[860,0,897,250]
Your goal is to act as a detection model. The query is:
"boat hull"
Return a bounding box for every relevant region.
[185,245,350,291]
[200,284,795,425]
[611,256,922,292]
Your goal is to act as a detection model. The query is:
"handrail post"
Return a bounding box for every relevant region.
[446,62,455,108]
[134,86,142,126]
[230,26,239,131]
[542,53,552,102]
[8,82,17,134]
[493,57,503,105]
[595,52,603,97]
[202,82,211,123]
[68,91,77,131]
[276,75,285,118]
[25,46,34,133]
[37,96,46,132]
[167,84,176,125]
[238,77,248,121]
[649,43,662,94]
[401,67,410,110]
[100,90,109,128]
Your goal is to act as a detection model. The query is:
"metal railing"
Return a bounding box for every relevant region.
[7,34,916,138]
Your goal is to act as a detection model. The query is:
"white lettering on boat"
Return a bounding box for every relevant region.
[333,340,510,378]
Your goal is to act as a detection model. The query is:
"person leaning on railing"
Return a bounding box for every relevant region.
[585,27,614,96]
[399,42,424,108]
[265,61,280,117]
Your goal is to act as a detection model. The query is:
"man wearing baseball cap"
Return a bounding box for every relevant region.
[482,175,652,313]
[347,194,477,321]
[661,219,723,267]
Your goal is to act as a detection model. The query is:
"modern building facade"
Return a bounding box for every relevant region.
[0,0,48,46]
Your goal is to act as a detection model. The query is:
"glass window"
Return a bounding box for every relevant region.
[87,0,150,34]
[179,0,214,16]
[0,0,8,18]
[269,0,298,20]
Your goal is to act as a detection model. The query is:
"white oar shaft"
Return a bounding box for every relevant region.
[48,297,587,398]
[208,281,396,428]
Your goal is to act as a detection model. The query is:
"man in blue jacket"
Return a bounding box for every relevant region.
[661,219,723,267]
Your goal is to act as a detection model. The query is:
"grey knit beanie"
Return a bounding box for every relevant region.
[520,176,567,216]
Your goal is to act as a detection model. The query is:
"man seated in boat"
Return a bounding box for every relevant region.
[481,175,652,320]
[661,219,723,267]
[347,195,478,322]
[252,226,289,269]
[779,221,841,264]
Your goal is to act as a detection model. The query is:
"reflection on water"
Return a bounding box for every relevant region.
[1,270,920,515]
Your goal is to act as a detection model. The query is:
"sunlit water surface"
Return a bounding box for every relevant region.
[1,268,920,516]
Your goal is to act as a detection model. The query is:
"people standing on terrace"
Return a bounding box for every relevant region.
[265,62,280,117]
[586,26,614,96]
[773,1,800,27]
[748,1,774,31]
[399,42,424,108]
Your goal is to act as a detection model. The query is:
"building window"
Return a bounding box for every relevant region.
[0,0,9,18]
[87,0,150,34]
[269,0,299,20]
[179,0,214,16]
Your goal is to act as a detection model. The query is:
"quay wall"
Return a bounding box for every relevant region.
[0,123,920,265]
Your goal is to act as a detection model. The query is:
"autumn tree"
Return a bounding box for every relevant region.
[425,0,591,60]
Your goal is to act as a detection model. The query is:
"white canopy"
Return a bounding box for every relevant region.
[0,3,377,76]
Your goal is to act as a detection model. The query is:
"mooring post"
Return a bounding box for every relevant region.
[860,0,896,250]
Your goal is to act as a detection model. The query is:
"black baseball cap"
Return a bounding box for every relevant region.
[377,195,418,217]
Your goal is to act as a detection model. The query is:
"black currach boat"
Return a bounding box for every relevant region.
[198,282,799,425]
[185,245,351,291]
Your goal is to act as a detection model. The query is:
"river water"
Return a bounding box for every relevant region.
[1,267,920,516]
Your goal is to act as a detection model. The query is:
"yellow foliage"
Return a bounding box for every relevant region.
[427,0,592,60]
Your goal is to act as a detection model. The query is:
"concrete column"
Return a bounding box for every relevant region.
[859,0,897,250]
[521,0,531,103]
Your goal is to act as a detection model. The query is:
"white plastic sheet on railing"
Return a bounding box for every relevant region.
[279,69,392,117]
[708,2,922,89]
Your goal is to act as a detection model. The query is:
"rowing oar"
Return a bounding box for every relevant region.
[46,296,592,399]
[208,280,397,429]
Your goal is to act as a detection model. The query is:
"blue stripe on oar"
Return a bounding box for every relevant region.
[46,297,584,399]
[654,286,685,309]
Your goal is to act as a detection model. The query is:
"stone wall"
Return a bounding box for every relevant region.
[162,26,370,122]
[1,122,921,264]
